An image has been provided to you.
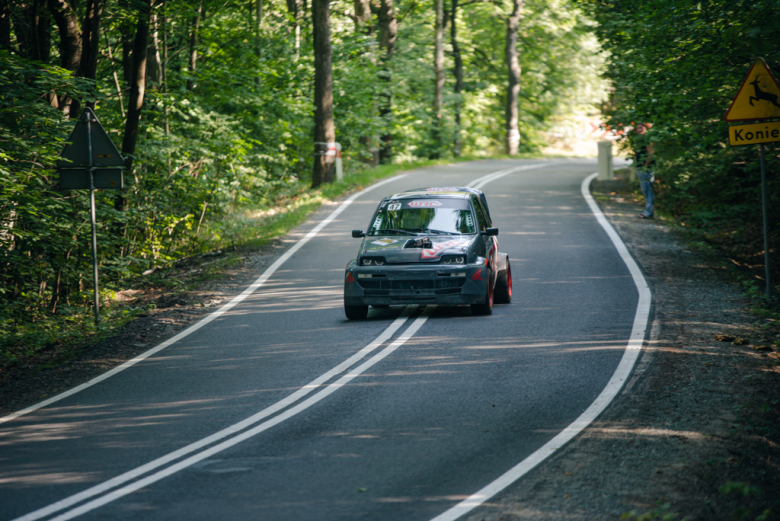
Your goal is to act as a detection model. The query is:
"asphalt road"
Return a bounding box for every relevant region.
[0,159,639,521]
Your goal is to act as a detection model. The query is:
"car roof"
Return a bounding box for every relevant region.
[386,187,478,199]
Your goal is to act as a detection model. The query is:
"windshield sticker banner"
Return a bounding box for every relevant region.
[407,200,443,208]
[421,239,470,259]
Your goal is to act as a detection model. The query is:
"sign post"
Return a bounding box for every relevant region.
[725,58,780,303]
[56,108,124,325]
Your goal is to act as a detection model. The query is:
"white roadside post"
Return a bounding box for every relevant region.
[333,142,343,180]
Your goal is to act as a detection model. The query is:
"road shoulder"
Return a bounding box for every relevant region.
[464,181,780,521]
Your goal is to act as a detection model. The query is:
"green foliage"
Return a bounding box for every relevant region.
[621,502,680,521]
[585,0,780,243]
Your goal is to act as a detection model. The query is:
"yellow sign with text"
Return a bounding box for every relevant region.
[725,58,780,122]
[729,121,780,146]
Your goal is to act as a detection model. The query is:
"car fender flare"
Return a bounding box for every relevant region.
[496,252,509,275]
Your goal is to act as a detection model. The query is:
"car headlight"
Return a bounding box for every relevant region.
[440,255,466,265]
[361,257,386,266]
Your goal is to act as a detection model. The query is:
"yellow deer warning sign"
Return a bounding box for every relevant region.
[725,58,780,122]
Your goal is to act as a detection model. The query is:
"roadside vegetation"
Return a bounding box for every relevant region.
[585,0,780,296]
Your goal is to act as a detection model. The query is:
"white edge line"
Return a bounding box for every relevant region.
[0,174,408,426]
[13,306,417,521]
[429,172,652,521]
[49,307,435,521]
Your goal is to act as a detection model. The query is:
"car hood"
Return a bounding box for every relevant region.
[361,234,476,263]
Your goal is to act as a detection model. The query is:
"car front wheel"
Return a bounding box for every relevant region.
[471,271,494,315]
[494,260,512,304]
[345,303,369,320]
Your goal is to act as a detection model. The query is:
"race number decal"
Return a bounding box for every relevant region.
[387,202,402,211]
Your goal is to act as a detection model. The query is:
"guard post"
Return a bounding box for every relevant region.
[597,140,613,181]
[56,108,125,325]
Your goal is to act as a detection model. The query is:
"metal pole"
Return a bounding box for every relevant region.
[87,111,100,325]
[760,143,772,303]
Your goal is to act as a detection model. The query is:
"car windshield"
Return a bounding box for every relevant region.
[368,198,476,236]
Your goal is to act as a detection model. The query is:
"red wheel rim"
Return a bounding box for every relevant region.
[507,267,512,298]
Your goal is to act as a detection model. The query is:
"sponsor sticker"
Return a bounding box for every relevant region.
[372,239,397,245]
[421,239,470,259]
[407,200,443,208]
[424,187,460,192]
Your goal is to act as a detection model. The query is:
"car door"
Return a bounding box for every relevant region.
[471,195,497,276]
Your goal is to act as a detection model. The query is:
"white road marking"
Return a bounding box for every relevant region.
[0,174,407,426]
[467,162,558,190]
[12,306,417,521]
[429,172,652,521]
[42,307,435,521]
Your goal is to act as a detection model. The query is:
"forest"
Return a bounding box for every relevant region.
[1,0,779,359]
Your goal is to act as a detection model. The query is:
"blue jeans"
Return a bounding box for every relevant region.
[638,169,654,217]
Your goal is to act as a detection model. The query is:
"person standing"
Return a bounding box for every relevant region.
[633,122,655,219]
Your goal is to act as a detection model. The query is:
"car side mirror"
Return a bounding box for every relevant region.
[352,230,365,238]
[481,227,498,236]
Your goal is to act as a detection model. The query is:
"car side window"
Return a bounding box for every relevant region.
[471,195,487,231]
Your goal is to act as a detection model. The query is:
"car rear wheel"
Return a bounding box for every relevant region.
[494,260,512,304]
[345,304,369,320]
[471,271,494,315]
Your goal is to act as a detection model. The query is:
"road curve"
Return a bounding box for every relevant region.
[0,159,644,521]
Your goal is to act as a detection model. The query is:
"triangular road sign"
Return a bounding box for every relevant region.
[725,58,780,122]
[56,108,125,167]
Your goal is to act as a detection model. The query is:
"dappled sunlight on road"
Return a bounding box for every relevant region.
[589,426,706,441]
[0,470,103,486]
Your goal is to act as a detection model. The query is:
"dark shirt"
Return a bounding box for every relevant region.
[634,133,655,168]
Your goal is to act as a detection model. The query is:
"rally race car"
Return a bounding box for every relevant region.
[343,187,512,319]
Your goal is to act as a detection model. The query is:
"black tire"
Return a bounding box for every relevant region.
[372,304,389,308]
[494,260,512,304]
[471,271,494,315]
[344,304,369,320]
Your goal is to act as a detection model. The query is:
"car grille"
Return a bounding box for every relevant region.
[357,278,465,293]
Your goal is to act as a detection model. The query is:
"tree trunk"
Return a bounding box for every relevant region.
[0,0,11,51]
[35,0,51,62]
[352,0,370,31]
[311,0,335,188]
[118,0,152,212]
[254,0,262,85]
[47,0,81,71]
[450,0,462,157]
[11,2,49,60]
[71,0,102,116]
[47,0,80,113]
[121,23,133,84]
[187,0,202,90]
[505,0,522,155]
[377,0,396,164]
[147,11,162,87]
[432,0,444,158]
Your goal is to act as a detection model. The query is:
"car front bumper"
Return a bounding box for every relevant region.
[344,261,489,307]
